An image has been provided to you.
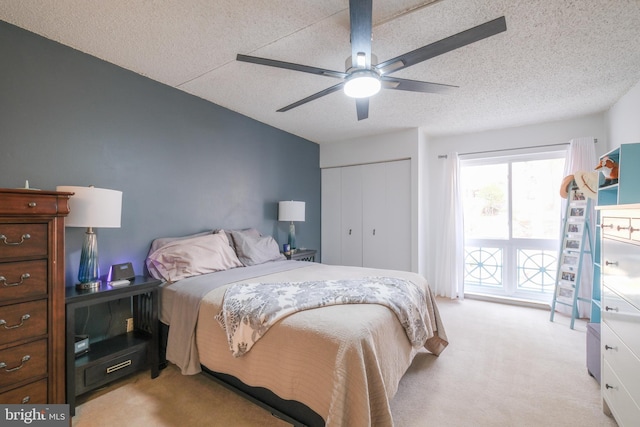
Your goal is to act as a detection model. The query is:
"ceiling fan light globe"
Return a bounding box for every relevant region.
[344,74,381,98]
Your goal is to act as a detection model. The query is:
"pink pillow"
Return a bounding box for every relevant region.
[146,232,242,282]
[148,230,214,255]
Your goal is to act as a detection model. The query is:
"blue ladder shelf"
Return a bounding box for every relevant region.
[550,182,594,329]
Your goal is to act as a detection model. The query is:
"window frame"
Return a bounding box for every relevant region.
[460,147,567,300]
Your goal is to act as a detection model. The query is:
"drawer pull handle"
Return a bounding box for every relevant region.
[0,355,31,372]
[373,229,376,236]
[348,229,352,235]
[21,396,30,404]
[27,202,36,208]
[605,384,616,390]
[617,225,630,231]
[631,226,639,234]
[0,314,31,329]
[604,345,617,351]
[0,234,31,246]
[601,224,613,229]
[0,273,31,287]
[106,359,132,374]
[605,306,618,312]
[605,260,618,266]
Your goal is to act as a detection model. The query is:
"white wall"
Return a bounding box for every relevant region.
[607,79,640,149]
[319,128,419,168]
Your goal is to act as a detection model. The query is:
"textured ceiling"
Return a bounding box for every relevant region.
[2,1,640,144]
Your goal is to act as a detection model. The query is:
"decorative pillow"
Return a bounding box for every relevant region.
[146,232,243,282]
[228,229,285,266]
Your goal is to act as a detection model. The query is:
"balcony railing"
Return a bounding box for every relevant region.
[464,246,558,298]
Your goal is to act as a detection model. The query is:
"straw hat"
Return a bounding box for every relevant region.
[574,170,599,200]
[559,174,574,199]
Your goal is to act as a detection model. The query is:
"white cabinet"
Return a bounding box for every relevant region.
[321,160,411,271]
[599,205,640,426]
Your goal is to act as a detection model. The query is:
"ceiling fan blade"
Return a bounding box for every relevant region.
[277,82,345,112]
[349,0,373,68]
[381,76,458,94]
[355,98,369,121]
[376,16,506,75]
[237,54,348,79]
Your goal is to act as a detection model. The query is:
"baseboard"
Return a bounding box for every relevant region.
[464,292,550,310]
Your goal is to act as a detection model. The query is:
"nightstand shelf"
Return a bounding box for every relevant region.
[74,332,149,395]
[65,276,161,415]
[285,249,317,262]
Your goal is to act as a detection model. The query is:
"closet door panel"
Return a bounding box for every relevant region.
[321,168,342,265]
[362,163,387,268]
[340,165,363,266]
[384,160,411,271]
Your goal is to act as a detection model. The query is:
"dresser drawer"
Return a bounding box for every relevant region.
[601,322,640,407]
[602,238,640,309]
[0,378,47,404]
[0,224,47,260]
[0,339,47,389]
[602,286,640,357]
[603,359,640,427]
[0,260,47,301]
[0,300,47,346]
[0,193,65,216]
[602,216,632,239]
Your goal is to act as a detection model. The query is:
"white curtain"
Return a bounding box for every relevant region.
[562,137,597,317]
[434,152,464,299]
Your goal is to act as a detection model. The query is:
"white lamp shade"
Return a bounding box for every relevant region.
[56,186,122,228]
[278,201,305,222]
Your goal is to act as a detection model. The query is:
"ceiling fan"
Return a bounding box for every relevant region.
[237,0,506,121]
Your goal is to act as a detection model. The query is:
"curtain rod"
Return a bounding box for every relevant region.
[437,138,598,159]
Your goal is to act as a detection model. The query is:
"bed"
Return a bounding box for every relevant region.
[146,229,448,427]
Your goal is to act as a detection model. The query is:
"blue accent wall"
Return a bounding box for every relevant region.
[0,20,320,285]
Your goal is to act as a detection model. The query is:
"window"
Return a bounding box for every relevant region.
[460,150,566,301]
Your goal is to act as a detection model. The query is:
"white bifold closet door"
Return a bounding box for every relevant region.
[321,159,411,271]
[340,165,364,266]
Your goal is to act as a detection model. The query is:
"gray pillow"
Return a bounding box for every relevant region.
[219,228,261,250]
[228,229,285,266]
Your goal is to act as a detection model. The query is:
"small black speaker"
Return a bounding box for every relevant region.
[109,262,135,281]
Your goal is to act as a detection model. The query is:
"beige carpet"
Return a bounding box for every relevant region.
[71,298,617,427]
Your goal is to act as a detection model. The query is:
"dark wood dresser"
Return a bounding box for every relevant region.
[0,188,71,404]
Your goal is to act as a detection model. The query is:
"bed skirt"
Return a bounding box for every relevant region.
[159,323,324,426]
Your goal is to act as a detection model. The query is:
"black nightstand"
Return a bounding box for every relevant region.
[65,276,161,415]
[285,249,317,262]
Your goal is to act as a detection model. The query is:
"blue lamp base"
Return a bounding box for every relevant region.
[288,222,297,252]
[77,228,101,290]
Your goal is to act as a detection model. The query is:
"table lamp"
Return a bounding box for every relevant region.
[278,201,305,251]
[57,185,122,290]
